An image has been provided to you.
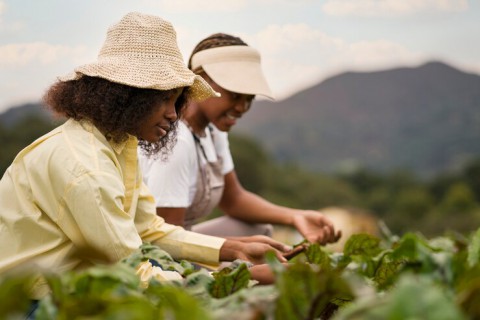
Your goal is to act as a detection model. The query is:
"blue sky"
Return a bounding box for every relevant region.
[1,0,479,113]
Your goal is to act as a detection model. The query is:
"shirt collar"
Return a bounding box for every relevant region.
[75,119,138,155]
[110,135,138,155]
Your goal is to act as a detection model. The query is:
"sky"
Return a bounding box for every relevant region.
[1,0,479,114]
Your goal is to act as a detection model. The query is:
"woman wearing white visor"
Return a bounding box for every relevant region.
[139,33,341,245]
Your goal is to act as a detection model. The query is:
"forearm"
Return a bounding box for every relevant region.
[139,211,225,265]
[156,207,186,227]
[220,189,297,226]
[218,171,340,245]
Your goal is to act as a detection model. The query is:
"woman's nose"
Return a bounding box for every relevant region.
[165,102,178,121]
[234,99,251,113]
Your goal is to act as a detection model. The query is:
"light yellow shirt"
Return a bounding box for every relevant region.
[0,119,225,297]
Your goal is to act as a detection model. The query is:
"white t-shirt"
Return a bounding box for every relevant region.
[139,121,234,208]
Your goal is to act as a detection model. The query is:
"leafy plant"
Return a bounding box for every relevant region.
[4,229,480,319]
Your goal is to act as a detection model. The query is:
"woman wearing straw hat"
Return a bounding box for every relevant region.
[0,13,289,304]
[139,33,341,245]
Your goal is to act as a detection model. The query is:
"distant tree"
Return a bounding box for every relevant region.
[229,134,360,210]
[0,114,60,176]
[461,159,480,202]
[391,188,433,221]
[440,182,477,214]
[262,163,360,210]
[229,133,272,194]
[365,187,393,218]
[428,173,460,202]
[336,168,383,195]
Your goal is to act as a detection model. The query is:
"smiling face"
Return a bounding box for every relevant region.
[197,76,254,132]
[137,88,183,143]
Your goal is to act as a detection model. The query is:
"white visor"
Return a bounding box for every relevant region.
[190,45,274,99]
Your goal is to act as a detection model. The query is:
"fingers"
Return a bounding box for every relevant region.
[283,244,307,260]
[274,249,288,263]
[335,230,342,242]
[313,213,341,245]
[263,238,292,253]
[236,235,292,252]
[241,243,280,264]
[305,224,341,245]
[321,225,333,243]
[249,264,276,284]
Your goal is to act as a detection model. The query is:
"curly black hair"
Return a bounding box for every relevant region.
[43,76,189,158]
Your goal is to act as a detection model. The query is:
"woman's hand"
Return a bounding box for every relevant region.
[249,264,276,284]
[239,241,288,264]
[292,210,342,245]
[219,239,287,265]
[226,235,291,253]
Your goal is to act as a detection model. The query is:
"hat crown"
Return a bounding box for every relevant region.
[99,12,181,60]
[59,12,219,102]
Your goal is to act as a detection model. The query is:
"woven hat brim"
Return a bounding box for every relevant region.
[59,56,218,102]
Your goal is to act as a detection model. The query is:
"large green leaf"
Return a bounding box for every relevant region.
[334,274,467,320]
[274,262,353,320]
[208,263,251,299]
[121,242,195,276]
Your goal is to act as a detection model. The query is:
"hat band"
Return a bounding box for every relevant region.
[190,46,261,71]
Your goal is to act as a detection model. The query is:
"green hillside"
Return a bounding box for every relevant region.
[234,61,480,177]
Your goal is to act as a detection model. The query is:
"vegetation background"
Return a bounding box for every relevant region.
[1,62,480,239]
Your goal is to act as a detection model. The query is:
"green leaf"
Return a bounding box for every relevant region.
[146,284,213,320]
[208,285,278,320]
[274,262,353,320]
[265,250,287,275]
[373,252,405,290]
[335,274,467,320]
[343,234,382,258]
[467,228,480,267]
[0,274,34,317]
[182,269,214,299]
[305,243,332,269]
[121,242,195,276]
[208,263,251,299]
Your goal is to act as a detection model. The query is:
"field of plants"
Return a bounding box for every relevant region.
[2,113,480,319]
[1,225,480,319]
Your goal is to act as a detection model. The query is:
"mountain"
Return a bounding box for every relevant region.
[0,102,52,128]
[233,61,480,177]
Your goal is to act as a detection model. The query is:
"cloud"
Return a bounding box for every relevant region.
[0,1,4,26]
[246,23,424,99]
[137,0,248,12]
[322,0,469,17]
[0,42,89,68]
[139,0,312,12]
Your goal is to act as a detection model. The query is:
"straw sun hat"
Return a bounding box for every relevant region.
[60,12,218,101]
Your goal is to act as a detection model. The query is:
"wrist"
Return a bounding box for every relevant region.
[288,209,305,227]
[219,240,245,261]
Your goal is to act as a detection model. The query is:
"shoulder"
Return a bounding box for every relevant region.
[209,125,230,154]
[46,119,122,179]
[10,120,117,192]
[210,125,228,142]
